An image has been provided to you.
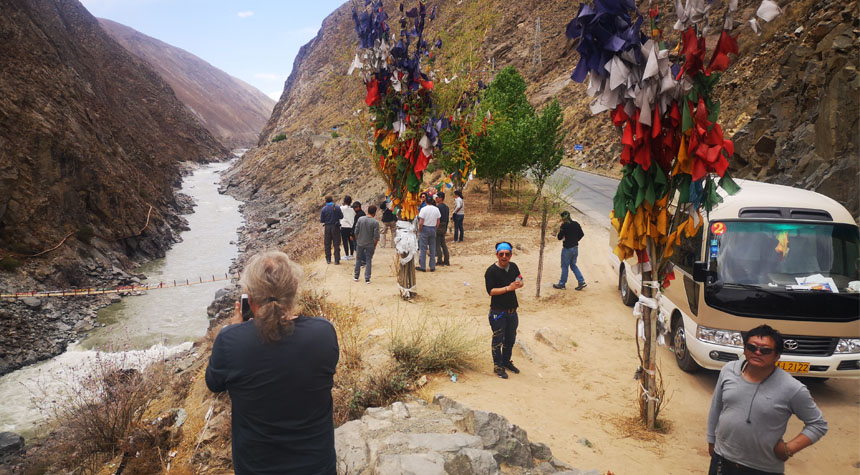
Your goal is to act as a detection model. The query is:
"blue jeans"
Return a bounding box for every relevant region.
[559,246,584,286]
[488,310,518,367]
[453,214,464,241]
[418,226,437,269]
[354,245,375,281]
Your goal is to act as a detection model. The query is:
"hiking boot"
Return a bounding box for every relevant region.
[493,366,508,379]
[575,282,587,291]
[552,283,566,290]
[503,361,520,374]
[416,267,426,272]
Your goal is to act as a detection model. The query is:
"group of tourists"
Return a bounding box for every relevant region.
[206,198,827,475]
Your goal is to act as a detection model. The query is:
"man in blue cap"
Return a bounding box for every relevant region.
[484,242,524,379]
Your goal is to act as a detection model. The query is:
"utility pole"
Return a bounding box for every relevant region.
[532,17,542,70]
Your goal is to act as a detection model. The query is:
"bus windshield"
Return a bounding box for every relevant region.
[711,221,860,292]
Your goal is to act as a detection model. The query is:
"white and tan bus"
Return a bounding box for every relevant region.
[610,180,860,378]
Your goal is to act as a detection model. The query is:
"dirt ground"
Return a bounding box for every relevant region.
[304,186,860,474]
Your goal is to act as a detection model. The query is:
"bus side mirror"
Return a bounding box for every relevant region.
[692,261,712,283]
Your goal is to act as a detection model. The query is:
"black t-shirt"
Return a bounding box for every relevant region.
[437,203,450,224]
[353,210,366,229]
[557,220,584,248]
[382,208,396,223]
[206,316,339,474]
[484,262,520,309]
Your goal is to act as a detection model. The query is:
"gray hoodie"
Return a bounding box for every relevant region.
[707,360,828,473]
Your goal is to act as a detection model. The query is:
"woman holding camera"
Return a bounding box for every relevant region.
[206,251,339,474]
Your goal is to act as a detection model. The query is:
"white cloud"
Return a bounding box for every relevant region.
[237,11,254,18]
[268,91,282,100]
[255,73,287,81]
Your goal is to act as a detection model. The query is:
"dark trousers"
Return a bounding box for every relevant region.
[324,224,341,263]
[709,453,782,475]
[488,310,518,367]
[341,228,354,256]
[453,214,464,241]
[435,222,449,265]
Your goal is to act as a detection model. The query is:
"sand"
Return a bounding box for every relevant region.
[304,188,860,474]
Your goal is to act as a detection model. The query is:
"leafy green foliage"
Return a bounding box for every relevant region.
[271,133,287,143]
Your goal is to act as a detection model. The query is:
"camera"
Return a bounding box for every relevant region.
[240,294,253,321]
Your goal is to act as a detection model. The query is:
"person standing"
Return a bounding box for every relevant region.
[707,324,827,474]
[552,210,586,290]
[484,242,524,379]
[416,195,440,272]
[319,196,343,265]
[452,189,465,242]
[435,192,450,266]
[353,205,380,283]
[380,201,397,248]
[206,251,339,474]
[339,195,356,260]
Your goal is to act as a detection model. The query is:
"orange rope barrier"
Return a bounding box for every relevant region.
[1,272,238,300]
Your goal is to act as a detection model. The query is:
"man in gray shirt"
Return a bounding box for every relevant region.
[353,204,380,283]
[707,325,827,474]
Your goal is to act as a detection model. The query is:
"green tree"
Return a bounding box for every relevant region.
[522,99,566,226]
[471,66,533,210]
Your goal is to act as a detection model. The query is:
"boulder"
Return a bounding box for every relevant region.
[20,297,41,308]
[0,432,24,457]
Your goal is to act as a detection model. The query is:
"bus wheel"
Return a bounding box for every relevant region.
[620,267,636,307]
[672,318,699,373]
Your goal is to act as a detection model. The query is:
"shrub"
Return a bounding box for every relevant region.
[271,133,287,143]
[33,351,168,470]
[0,256,22,272]
[331,131,340,139]
[388,314,482,376]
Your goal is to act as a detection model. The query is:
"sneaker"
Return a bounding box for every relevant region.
[416,267,426,272]
[575,282,587,291]
[430,268,436,272]
[493,366,508,379]
[552,283,566,290]
[503,361,520,374]
[334,261,340,265]
[365,280,371,284]
[353,277,359,282]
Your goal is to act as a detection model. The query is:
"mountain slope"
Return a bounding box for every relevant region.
[230,0,857,261]
[99,18,275,149]
[0,0,228,284]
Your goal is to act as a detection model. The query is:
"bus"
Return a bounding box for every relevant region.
[610,180,860,378]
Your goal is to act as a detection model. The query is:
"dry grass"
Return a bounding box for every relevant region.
[388,313,483,376]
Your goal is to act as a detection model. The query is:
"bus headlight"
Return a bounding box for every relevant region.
[697,326,743,347]
[835,339,860,354]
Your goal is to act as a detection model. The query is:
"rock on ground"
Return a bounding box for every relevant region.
[335,394,596,474]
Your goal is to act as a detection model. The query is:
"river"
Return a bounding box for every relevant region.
[0,161,243,438]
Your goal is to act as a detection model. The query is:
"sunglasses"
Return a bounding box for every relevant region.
[745,343,775,355]
[497,251,512,257]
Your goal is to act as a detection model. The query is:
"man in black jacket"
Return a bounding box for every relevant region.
[320,196,343,264]
[435,192,450,266]
[553,210,586,290]
[484,242,524,379]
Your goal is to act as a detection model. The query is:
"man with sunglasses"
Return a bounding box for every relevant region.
[484,242,524,379]
[707,325,828,474]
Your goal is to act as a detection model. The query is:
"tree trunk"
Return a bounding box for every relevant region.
[521,185,542,227]
[536,198,547,297]
[641,238,658,429]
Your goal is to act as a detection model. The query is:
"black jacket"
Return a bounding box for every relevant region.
[557,220,584,248]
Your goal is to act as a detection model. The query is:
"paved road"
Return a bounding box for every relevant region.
[548,166,619,229]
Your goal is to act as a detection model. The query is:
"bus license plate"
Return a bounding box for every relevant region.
[776,361,810,373]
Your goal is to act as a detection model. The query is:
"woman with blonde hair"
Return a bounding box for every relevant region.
[206,251,339,474]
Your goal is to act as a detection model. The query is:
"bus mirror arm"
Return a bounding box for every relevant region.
[693,261,716,283]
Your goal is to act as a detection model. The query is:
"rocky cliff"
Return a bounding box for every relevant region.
[99,18,276,149]
[0,0,228,284]
[230,0,857,258]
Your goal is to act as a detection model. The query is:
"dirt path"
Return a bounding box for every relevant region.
[304,187,860,474]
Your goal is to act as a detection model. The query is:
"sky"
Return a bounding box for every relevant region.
[80,0,348,101]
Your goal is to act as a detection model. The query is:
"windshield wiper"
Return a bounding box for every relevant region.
[722,282,795,301]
